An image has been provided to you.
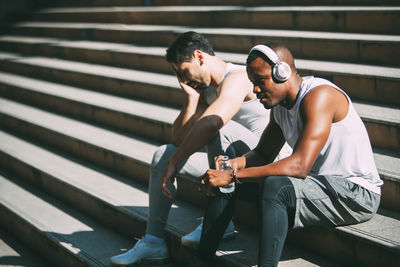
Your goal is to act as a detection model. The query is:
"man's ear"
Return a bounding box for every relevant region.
[193,49,204,65]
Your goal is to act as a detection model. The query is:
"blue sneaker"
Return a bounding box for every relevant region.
[110,238,168,266]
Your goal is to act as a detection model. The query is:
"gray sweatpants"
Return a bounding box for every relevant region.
[146,120,260,237]
[289,175,381,228]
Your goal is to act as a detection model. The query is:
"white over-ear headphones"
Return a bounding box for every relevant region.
[249,44,291,83]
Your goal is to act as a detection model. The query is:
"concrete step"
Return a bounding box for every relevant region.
[0,96,158,186]
[0,70,177,144]
[0,172,138,267]
[0,36,399,106]
[0,51,183,107]
[0,97,398,214]
[33,6,400,35]
[0,55,399,151]
[0,228,50,267]
[34,0,400,7]
[0,130,399,266]
[5,22,400,66]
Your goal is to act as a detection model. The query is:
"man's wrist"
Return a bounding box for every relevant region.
[168,155,179,167]
[232,168,241,184]
[186,93,200,105]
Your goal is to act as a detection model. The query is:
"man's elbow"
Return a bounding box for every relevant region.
[201,115,224,133]
[290,157,310,179]
[171,138,181,147]
[296,170,309,179]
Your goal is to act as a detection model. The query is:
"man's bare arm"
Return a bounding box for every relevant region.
[232,110,286,169]
[161,70,253,198]
[206,85,345,186]
[169,70,253,165]
[238,86,340,179]
[171,92,208,146]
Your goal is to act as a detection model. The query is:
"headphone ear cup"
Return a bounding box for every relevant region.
[273,62,291,82]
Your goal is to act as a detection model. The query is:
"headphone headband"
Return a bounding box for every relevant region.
[249,44,279,65]
[248,44,291,82]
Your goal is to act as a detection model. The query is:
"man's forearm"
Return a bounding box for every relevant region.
[169,115,223,166]
[172,95,201,145]
[236,155,308,181]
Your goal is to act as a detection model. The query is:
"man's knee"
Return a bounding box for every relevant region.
[262,176,294,205]
[151,144,177,169]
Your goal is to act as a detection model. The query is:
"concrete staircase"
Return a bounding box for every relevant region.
[0,1,399,266]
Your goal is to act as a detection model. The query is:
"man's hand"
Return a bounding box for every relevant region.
[180,81,201,99]
[161,160,177,199]
[173,69,200,99]
[198,174,216,197]
[198,155,238,195]
[203,169,233,187]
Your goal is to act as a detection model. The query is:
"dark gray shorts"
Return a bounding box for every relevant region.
[288,175,381,229]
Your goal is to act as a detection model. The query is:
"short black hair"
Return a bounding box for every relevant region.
[166,31,215,63]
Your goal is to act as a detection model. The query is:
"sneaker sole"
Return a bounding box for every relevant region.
[111,257,169,267]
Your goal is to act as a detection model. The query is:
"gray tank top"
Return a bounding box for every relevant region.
[203,63,269,137]
[273,76,383,194]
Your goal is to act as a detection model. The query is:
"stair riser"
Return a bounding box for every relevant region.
[288,226,399,267]
[8,26,400,66]
[0,83,173,144]
[34,10,400,35]
[35,0,400,7]
[0,114,151,185]
[1,61,398,151]
[0,59,184,107]
[364,121,400,151]
[310,72,400,106]
[381,179,400,213]
[1,41,398,106]
[0,203,91,267]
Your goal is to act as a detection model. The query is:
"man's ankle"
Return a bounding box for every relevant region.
[143,233,164,245]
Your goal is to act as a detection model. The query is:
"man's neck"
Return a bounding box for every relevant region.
[208,57,227,88]
[281,75,303,109]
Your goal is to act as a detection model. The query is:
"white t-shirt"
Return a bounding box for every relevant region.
[203,63,269,138]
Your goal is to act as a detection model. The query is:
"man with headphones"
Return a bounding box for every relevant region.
[196,43,382,266]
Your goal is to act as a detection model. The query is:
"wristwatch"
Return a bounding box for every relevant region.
[232,168,242,184]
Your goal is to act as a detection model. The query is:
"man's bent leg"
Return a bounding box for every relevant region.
[111,144,209,266]
[206,120,259,167]
[195,121,261,260]
[147,144,209,238]
[258,176,296,267]
[197,182,261,261]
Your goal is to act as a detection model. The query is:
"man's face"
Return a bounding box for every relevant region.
[246,57,285,109]
[172,59,209,91]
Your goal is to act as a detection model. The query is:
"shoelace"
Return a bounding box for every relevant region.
[128,238,143,253]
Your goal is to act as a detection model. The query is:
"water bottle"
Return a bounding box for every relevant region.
[218,156,235,194]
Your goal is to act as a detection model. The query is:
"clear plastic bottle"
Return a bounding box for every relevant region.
[218,156,235,194]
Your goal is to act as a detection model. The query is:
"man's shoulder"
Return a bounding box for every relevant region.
[223,67,248,85]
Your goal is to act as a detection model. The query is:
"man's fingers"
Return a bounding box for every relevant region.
[214,156,220,170]
[161,183,172,199]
